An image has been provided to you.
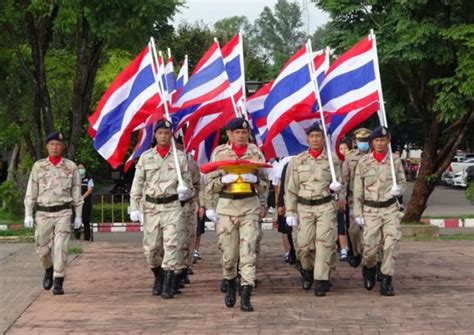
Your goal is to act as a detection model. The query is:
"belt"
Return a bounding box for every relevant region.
[364,198,397,208]
[36,202,72,213]
[297,195,333,206]
[146,194,179,205]
[219,192,256,200]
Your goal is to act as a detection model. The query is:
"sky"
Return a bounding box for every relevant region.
[172,0,330,34]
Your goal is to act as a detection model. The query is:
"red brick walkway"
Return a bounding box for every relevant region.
[6,231,474,334]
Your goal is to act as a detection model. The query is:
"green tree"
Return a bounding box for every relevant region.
[1,0,181,161]
[254,0,306,71]
[314,0,474,222]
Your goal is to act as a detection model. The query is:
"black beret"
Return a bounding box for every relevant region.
[46,131,64,143]
[306,122,323,135]
[225,117,250,131]
[368,126,390,140]
[154,119,172,132]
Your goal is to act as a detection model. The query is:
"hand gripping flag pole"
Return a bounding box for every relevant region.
[150,37,185,188]
[369,30,398,189]
[306,39,340,187]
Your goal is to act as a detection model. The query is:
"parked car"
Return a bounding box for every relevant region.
[443,157,474,187]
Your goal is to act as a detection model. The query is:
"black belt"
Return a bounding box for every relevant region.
[297,195,333,206]
[146,194,179,205]
[219,192,256,200]
[364,198,397,208]
[36,202,72,213]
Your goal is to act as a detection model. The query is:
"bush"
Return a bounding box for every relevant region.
[91,202,130,223]
[0,180,24,219]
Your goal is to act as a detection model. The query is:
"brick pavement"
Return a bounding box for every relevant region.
[5,231,474,334]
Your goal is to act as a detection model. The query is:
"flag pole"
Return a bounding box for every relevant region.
[150,37,184,187]
[214,37,241,118]
[238,31,248,118]
[306,39,338,184]
[369,29,398,188]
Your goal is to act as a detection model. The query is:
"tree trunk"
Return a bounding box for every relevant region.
[67,17,103,159]
[403,107,474,222]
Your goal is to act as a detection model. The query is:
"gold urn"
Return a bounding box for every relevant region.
[222,164,258,194]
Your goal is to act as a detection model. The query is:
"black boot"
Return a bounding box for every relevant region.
[161,270,174,299]
[52,277,64,295]
[288,249,297,265]
[362,266,377,291]
[178,271,186,289]
[225,278,237,307]
[151,267,164,296]
[183,268,191,284]
[380,274,395,296]
[347,253,362,268]
[376,262,382,282]
[302,269,313,290]
[240,285,254,312]
[220,279,228,293]
[314,280,329,297]
[43,266,54,290]
[173,271,182,294]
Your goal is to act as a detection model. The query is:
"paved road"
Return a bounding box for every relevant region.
[3,231,474,334]
[403,182,473,217]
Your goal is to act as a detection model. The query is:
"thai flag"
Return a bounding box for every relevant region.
[176,56,188,89]
[257,47,329,159]
[194,131,220,165]
[88,45,161,169]
[321,36,380,158]
[221,33,245,112]
[123,111,163,172]
[247,81,273,146]
[172,42,230,111]
[164,56,176,95]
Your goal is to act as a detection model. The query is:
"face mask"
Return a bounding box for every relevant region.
[357,141,369,152]
[79,169,86,177]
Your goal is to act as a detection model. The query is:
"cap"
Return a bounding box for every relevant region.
[154,119,172,132]
[353,128,371,140]
[368,126,390,141]
[305,122,323,135]
[226,117,250,131]
[46,131,64,143]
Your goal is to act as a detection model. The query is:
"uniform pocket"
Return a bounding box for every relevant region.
[297,165,312,182]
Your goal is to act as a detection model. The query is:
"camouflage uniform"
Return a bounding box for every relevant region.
[130,147,191,271]
[24,158,83,278]
[179,157,201,270]
[206,143,269,286]
[353,153,406,276]
[342,149,366,257]
[285,149,341,281]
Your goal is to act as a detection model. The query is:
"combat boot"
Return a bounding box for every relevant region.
[376,262,382,282]
[43,266,54,290]
[220,279,228,293]
[240,285,254,312]
[52,277,64,295]
[225,278,237,308]
[380,274,395,296]
[362,265,377,291]
[347,254,362,268]
[302,269,313,290]
[183,267,191,284]
[161,270,174,299]
[173,271,182,294]
[314,280,330,297]
[151,267,164,296]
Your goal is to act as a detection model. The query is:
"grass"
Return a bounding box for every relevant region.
[0,208,22,224]
[68,246,83,254]
[403,234,474,241]
[0,227,34,237]
[421,214,474,220]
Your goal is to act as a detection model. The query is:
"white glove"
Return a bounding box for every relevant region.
[206,209,219,224]
[286,216,299,227]
[74,217,83,229]
[355,217,365,226]
[241,173,258,184]
[130,210,142,222]
[24,216,34,228]
[221,174,239,184]
[391,185,402,197]
[177,185,192,201]
[329,181,342,193]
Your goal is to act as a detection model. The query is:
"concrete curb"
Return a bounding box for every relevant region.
[421,218,474,228]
